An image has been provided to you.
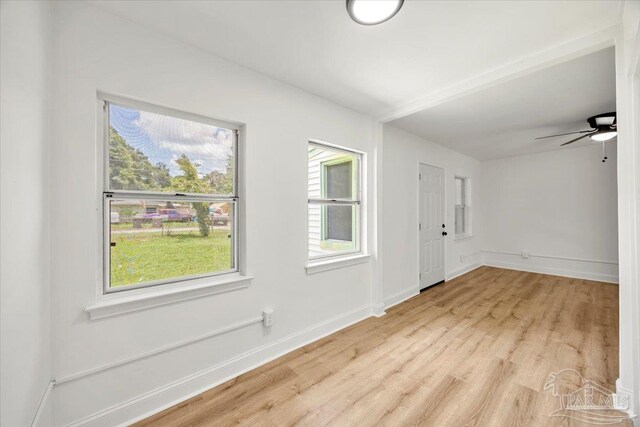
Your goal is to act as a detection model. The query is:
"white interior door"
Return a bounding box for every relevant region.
[419,164,445,289]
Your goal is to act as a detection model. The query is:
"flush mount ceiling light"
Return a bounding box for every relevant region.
[346,0,404,25]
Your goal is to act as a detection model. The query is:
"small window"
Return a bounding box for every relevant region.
[308,142,362,259]
[102,99,238,292]
[455,177,471,237]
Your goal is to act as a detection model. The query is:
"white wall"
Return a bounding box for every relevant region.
[480,144,619,283]
[49,3,374,425]
[0,1,53,425]
[381,125,483,308]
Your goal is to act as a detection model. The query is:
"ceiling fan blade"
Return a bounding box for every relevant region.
[561,132,597,146]
[535,129,594,140]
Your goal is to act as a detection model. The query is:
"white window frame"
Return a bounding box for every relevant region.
[308,140,363,261]
[454,176,472,239]
[99,95,240,294]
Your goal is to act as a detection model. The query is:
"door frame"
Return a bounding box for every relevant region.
[417,162,447,292]
[620,25,640,418]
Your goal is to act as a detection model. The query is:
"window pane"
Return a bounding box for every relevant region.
[308,144,358,201]
[108,197,234,289]
[326,162,352,199]
[455,206,465,235]
[455,178,464,206]
[327,205,352,241]
[308,203,358,258]
[108,103,235,195]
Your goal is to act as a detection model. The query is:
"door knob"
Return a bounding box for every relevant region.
[442,231,448,236]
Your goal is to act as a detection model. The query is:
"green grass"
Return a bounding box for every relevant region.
[111,221,197,230]
[110,229,232,287]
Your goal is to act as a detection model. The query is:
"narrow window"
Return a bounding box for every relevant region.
[308,142,362,260]
[455,177,471,237]
[102,99,239,292]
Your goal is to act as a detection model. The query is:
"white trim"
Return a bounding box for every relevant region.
[371,120,386,317]
[31,380,54,427]
[308,138,366,156]
[85,274,253,320]
[483,249,618,265]
[305,253,371,275]
[371,303,386,317]
[97,92,241,131]
[384,287,419,310]
[63,304,373,427]
[453,234,473,242]
[616,13,640,419]
[446,263,482,281]
[483,260,618,284]
[616,378,637,415]
[445,254,617,284]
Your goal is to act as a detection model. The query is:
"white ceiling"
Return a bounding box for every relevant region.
[90,0,620,116]
[391,47,616,160]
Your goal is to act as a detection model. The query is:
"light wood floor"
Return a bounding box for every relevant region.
[136,267,629,426]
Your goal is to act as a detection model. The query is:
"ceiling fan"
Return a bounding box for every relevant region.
[534,112,617,162]
[535,112,617,146]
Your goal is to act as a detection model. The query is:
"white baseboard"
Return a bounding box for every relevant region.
[382,263,482,311]
[384,287,419,310]
[484,259,618,283]
[64,304,373,427]
[445,263,482,281]
[371,302,386,317]
[482,250,618,283]
[616,378,638,423]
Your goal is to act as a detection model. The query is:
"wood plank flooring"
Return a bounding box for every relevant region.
[135,267,629,426]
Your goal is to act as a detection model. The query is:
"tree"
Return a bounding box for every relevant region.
[152,162,172,189]
[109,127,172,191]
[172,155,212,237]
[205,156,233,195]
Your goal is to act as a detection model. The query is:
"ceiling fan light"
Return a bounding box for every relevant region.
[590,131,617,142]
[346,0,404,25]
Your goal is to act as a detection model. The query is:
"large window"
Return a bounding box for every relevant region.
[455,176,471,238]
[102,98,238,292]
[308,141,362,259]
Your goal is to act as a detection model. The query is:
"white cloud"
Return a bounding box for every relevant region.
[135,111,232,172]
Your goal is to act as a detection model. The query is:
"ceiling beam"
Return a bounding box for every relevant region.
[375,25,619,124]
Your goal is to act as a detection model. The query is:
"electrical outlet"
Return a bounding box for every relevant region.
[522,250,529,259]
[262,308,274,327]
[460,255,464,262]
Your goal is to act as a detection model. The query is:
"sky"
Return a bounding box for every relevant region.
[109,103,233,177]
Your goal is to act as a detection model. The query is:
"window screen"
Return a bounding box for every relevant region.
[103,99,239,292]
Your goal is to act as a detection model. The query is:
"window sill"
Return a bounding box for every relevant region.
[85,273,253,320]
[306,254,371,275]
[454,234,474,242]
